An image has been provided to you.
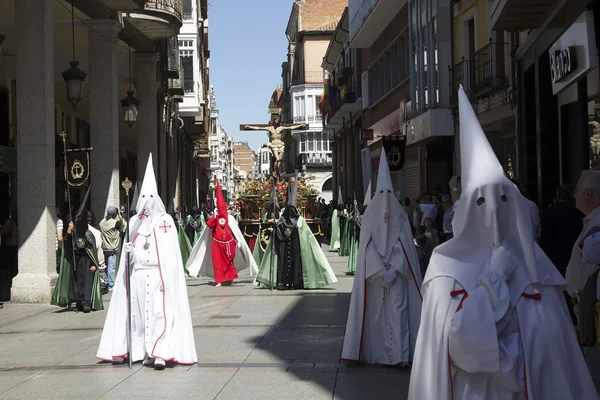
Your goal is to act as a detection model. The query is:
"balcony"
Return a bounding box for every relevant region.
[489,0,560,31]
[293,112,322,124]
[449,57,474,106]
[167,37,184,98]
[472,40,509,98]
[126,0,183,39]
[292,70,324,86]
[184,80,195,94]
[324,67,360,130]
[349,0,407,48]
[299,152,333,167]
[103,0,146,10]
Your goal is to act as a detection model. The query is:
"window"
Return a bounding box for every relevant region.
[180,54,194,94]
[409,0,439,116]
[367,31,410,105]
[294,96,305,122]
[182,0,193,20]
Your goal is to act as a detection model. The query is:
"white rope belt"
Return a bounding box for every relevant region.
[213,237,236,259]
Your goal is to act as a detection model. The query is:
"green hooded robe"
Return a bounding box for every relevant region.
[51,230,104,311]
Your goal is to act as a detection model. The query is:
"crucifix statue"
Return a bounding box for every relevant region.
[240,114,308,177]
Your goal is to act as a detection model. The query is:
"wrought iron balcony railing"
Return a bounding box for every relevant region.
[292,70,324,85]
[473,39,509,97]
[449,57,474,106]
[184,80,195,94]
[145,0,183,21]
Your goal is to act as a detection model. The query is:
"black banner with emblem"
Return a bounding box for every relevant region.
[65,151,90,187]
[382,134,406,172]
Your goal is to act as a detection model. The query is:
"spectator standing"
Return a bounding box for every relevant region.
[99,206,123,290]
[56,209,64,274]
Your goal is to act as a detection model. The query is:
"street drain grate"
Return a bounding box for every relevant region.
[210,315,242,319]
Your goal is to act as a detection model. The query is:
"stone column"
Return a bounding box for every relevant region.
[135,53,159,183]
[11,0,55,303]
[88,20,122,218]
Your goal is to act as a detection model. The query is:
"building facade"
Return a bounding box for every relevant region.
[279,0,347,202]
[322,8,362,204]
[208,86,235,202]
[451,0,516,189]
[502,0,600,208]
[0,0,211,303]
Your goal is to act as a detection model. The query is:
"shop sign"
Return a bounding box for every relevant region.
[361,129,373,141]
[549,10,597,95]
[550,47,577,84]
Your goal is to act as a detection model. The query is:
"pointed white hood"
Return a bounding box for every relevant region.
[363,180,372,207]
[131,182,140,213]
[131,154,166,237]
[338,186,344,206]
[440,86,538,281]
[360,148,407,259]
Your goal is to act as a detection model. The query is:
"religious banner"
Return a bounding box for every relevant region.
[382,134,406,172]
[65,151,90,187]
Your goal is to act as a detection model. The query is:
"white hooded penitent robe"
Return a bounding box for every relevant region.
[408,86,597,400]
[97,155,197,365]
[186,214,258,279]
[341,149,422,365]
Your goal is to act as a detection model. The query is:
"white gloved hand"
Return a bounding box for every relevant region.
[489,244,516,281]
[381,269,397,288]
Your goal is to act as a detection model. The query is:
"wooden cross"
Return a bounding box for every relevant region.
[159,221,172,233]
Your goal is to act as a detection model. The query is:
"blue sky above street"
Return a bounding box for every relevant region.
[209,0,292,151]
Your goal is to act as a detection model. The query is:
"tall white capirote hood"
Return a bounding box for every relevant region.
[360,148,409,259]
[131,154,167,237]
[363,180,372,206]
[442,86,538,282]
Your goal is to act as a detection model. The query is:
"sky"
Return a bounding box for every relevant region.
[209,0,293,151]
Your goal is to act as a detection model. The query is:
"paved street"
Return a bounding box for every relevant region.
[2,243,600,399]
[0,245,410,400]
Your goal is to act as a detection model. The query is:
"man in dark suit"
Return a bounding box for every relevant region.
[541,184,584,276]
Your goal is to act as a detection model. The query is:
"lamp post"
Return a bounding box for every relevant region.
[62,2,87,110]
[121,42,140,129]
[121,91,140,129]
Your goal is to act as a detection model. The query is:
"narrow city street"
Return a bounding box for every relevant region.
[0,246,410,400]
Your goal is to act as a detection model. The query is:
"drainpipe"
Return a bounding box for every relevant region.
[449,0,457,175]
[511,32,521,180]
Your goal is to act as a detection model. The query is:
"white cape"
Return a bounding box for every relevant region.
[186,214,258,279]
[96,214,197,364]
[408,246,598,400]
[341,216,422,362]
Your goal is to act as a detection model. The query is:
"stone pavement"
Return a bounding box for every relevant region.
[0,244,410,400]
[2,242,600,399]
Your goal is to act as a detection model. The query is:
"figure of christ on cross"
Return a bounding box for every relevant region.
[240,116,308,177]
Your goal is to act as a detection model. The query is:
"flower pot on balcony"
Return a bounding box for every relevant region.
[341,67,354,78]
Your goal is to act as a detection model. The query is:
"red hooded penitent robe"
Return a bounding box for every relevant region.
[207,215,239,284]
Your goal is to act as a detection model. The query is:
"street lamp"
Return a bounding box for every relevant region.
[121,91,140,129]
[121,42,140,129]
[62,2,87,110]
[0,34,5,57]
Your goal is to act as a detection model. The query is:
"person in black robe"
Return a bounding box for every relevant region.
[186,207,204,245]
[275,177,303,290]
[64,188,98,313]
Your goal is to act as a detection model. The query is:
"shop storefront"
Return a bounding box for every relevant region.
[517,3,600,207]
